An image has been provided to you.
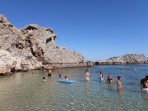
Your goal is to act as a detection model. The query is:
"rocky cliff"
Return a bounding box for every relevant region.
[96,54,148,65]
[0,14,84,73]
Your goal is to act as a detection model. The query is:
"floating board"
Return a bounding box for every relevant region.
[58,79,75,83]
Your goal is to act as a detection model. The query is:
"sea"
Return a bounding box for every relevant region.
[0,64,148,111]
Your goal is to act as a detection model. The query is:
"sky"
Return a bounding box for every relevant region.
[0,0,148,61]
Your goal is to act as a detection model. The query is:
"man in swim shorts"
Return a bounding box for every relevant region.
[48,69,52,77]
[140,75,148,92]
[58,69,62,78]
[85,71,90,81]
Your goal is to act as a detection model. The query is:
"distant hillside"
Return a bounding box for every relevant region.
[96,54,148,65]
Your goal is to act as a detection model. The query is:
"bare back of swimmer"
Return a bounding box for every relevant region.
[85,71,90,81]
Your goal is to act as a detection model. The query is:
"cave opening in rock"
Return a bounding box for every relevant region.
[27,39,32,46]
[25,26,37,30]
[30,47,36,57]
[0,20,4,23]
[46,28,53,33]
[14,43,24,49]
[46,37,52,43]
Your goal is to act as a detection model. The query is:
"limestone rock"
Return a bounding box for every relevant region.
[0,14,84,73]
[0,49,18,73]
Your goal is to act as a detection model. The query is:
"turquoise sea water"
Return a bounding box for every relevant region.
[0,64,148,111]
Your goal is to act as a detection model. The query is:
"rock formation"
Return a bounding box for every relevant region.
[0,14,84,74]
[96,54,148,65]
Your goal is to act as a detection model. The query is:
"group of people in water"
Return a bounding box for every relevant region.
[42,68,68,81]
[85,68,148,94]
[42,67,148,94]
[85,68,122,93]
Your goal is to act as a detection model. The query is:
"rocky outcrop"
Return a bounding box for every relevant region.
[96,54,148,65]
[0,14,84,74]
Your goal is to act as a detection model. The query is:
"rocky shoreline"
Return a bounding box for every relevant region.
[95,54,148,65]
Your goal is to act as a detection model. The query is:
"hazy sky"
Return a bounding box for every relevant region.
[0,0,148,60]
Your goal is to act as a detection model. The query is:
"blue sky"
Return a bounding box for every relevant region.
[0,0,148,60]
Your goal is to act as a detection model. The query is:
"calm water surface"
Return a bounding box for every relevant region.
[0,65,148,111]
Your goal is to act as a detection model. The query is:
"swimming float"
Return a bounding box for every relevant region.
[58,79,75,83]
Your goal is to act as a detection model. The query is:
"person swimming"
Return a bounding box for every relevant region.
[117,76,122,94]
[140,75,148,93]
[43,77,46,81]
[85,71,90,81]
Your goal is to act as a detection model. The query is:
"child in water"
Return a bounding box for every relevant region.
[64,76,68,80]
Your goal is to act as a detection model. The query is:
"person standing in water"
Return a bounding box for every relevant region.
[107,74,114,84]
[140,75,148,92]
[58,69,62,79]
[48,69,52,77]
[117,76,122,94]
[99,68,104,81]
[99,73,104,81]
[85,71,90,81]
[100,68,103,74]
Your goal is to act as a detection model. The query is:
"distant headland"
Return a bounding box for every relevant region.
[95,54,148,65]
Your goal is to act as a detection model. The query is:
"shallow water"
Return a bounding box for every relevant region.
[0,65,148,111]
